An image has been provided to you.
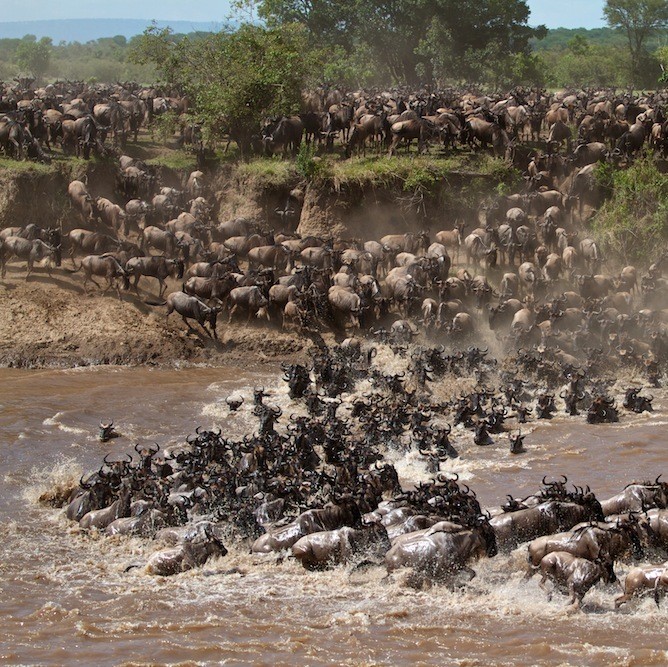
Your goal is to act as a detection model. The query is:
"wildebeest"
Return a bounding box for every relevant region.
[68,180,98,225]
[251,499,362,553]
[384,520,497,581]
[79,254,130,298]
[79,480,132,530]
[615,562,668,607]
[0,236,60,278]
[600,479,668,516]
[328,285,362,329]
[184,272,238,306]
[228,286,269,323]
[490,500,603,550]
[68,229,120,262]
[262,116,304,156]
[165,291,219,338]
[125,256,184,296]
[291,523,391,570]
[141,226,185,259]
[146,523,228,576]
[539,551,614,608]
[388,118,445,155]
[96,197,127,236]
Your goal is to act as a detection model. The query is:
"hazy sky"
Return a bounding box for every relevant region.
[4,0,607,29]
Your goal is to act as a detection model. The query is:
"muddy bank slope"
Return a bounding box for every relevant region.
[0,273,309,368]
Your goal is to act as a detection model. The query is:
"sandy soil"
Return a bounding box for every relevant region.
[0,265,311,368]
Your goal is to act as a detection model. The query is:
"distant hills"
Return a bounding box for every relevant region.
[0,19,229,43]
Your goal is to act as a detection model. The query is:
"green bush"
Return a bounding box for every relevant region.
[593,156,668,264]
[295,143,326,180]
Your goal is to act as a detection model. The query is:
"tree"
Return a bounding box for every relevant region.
[254,0,356,50]
[604,0,668,84]
[15,35,51,83]
[130,24,315,153]
[253,0,545,85]
[129,24,185,88]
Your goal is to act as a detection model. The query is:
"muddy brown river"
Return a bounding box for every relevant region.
[1,364,668,666]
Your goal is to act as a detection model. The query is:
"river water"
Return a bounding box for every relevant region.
[1,364,668,666]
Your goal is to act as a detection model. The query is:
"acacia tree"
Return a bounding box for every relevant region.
[604,0,668,84]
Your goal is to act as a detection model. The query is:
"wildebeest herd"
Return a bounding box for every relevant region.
[4,79,668,609]
[0,78,192,161]
[55,337,668,611]
[1,79,668,162]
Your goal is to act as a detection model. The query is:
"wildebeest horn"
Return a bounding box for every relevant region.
[656,474,663,485]
[560,475,567,484]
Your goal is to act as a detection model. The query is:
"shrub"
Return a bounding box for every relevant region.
[593,156,668,264]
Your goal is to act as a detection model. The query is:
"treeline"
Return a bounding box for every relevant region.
[1,6,668,90]
[0,33,156,83]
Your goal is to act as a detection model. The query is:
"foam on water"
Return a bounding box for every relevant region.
[42,411,88,435]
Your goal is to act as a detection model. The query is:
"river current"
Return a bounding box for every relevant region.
[1,364,668,666]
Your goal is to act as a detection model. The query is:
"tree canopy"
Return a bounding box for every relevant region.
[252,0,546,86]
[130,23,314,152]
[604,0,668,83]
[15,36,51,83]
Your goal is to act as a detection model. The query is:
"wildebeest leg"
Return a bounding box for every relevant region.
[195,317,212,337]
[228,305,238,324]
[180,315,197,334]
[568,585,581,608]
[26,258,33,279]
[83,275,100,294]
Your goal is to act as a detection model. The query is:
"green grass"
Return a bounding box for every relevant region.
[234,158,299,187]
[227,149,519,192]
[146,151,198,172]
[324,150,518,190]
[0,158,59,174]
